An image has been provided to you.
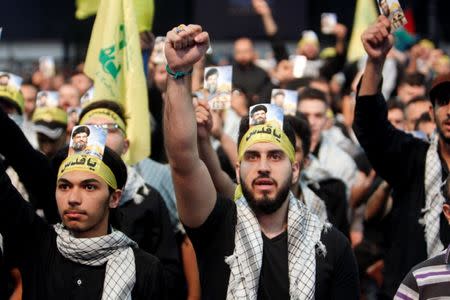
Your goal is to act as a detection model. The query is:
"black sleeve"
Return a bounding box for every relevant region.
[352,92,428,187]
[325,228,360,300]
[267,32,290,62]
[0,160,51,259]
[145,188,185,299]
[133,249,169,300]
[184,194,236,253]
[0,108,59,223]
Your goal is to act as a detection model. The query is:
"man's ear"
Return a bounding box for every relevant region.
[109,189,122,209]
[235,162,241,184]
[122,138,130,155]
[443,203,450,224]
[291,161,300,185]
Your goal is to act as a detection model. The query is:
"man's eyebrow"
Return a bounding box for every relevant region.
[57,178,71,184]
[244,150,260,155]
[81,178,101,184]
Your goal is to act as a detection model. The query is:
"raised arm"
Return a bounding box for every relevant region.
[354,16,426,186]
[163,25,216,228]
[195,100,236,199]
[0,108,59,223]
[359,16,393,96]
[252,0,289,62]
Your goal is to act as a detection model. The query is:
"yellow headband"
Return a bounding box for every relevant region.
[238,124,295,163]
[57,154,118,189]
[32,107,68,124]
[79,108,127,135]
[235,124,295,201]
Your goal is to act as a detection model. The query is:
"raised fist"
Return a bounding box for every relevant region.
[361,16,394,61]
[165,24,210,73]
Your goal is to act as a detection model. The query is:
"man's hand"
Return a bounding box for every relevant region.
[361,16,394,62]
[333,23,347,40]
[165,24,210,72]
[252,0,271,16]
[195,99,212,141]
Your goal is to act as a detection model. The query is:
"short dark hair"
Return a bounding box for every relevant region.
[386,98,405,111]
[237,116,296,151]
[285,113,311,157]
[298,87,328,106]
[250,104,267,116]
[273,90,285,98]
[205,68,219,80]
[414,112,433,130]
[79,100,128,127]
[72,125,90,139]
[399,72,426,87]
[405,96,431,109]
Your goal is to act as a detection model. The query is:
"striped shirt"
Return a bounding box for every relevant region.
[395,245,450,300]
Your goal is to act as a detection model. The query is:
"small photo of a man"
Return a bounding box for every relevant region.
[70,125,90,153]
[0,73,10,86]
[249,104,284,128]
[378,0,390,17]
[271,90,286,108]
[250,104,268,126]
[205,67,219,95]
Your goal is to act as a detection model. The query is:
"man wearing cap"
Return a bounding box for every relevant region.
[354,16,450,298]
[0,142,166,298]
[33,105,68,158]
[164,24,359,299]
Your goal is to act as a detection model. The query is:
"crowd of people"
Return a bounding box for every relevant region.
[1,0,450,299]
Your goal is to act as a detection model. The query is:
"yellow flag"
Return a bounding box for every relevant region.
[347,0,378,62]
[75,0,154,32]
[84,0,150,165]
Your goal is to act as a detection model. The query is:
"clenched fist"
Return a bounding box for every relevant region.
[361,16,394,62]
[165,24,210,73]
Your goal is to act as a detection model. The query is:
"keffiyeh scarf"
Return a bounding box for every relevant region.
[225,192,329,300]
[54,224,138,300]
[422,132,445,257]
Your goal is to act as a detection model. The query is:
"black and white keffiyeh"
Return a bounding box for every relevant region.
[300,181,328,222]
[54,224,138,300]
[225,192,329,300]
[422,132,445,257]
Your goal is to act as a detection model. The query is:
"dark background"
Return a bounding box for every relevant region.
[0,0,447,43]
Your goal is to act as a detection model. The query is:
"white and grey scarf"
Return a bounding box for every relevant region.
[54,224,138,300]
[225,192,329,300]
[422,132,445,257]
[300,181,328,223]
[121,166,150,206]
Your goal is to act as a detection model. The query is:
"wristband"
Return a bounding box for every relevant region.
[166,64,193,79]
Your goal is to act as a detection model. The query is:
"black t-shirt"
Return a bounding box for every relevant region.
[257,231,290,300]
[185,194,359,300]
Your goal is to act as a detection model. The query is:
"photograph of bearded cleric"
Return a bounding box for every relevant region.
[68,125,107,159]
[36,91,60,108]
[249,103,284,128]
[377,0,407,30]
[204,65,232,110]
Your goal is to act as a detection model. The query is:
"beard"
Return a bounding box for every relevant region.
[72,142,87,151]
[240,172,292,215]
[435,113,450,144]
[254,118,266,125]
